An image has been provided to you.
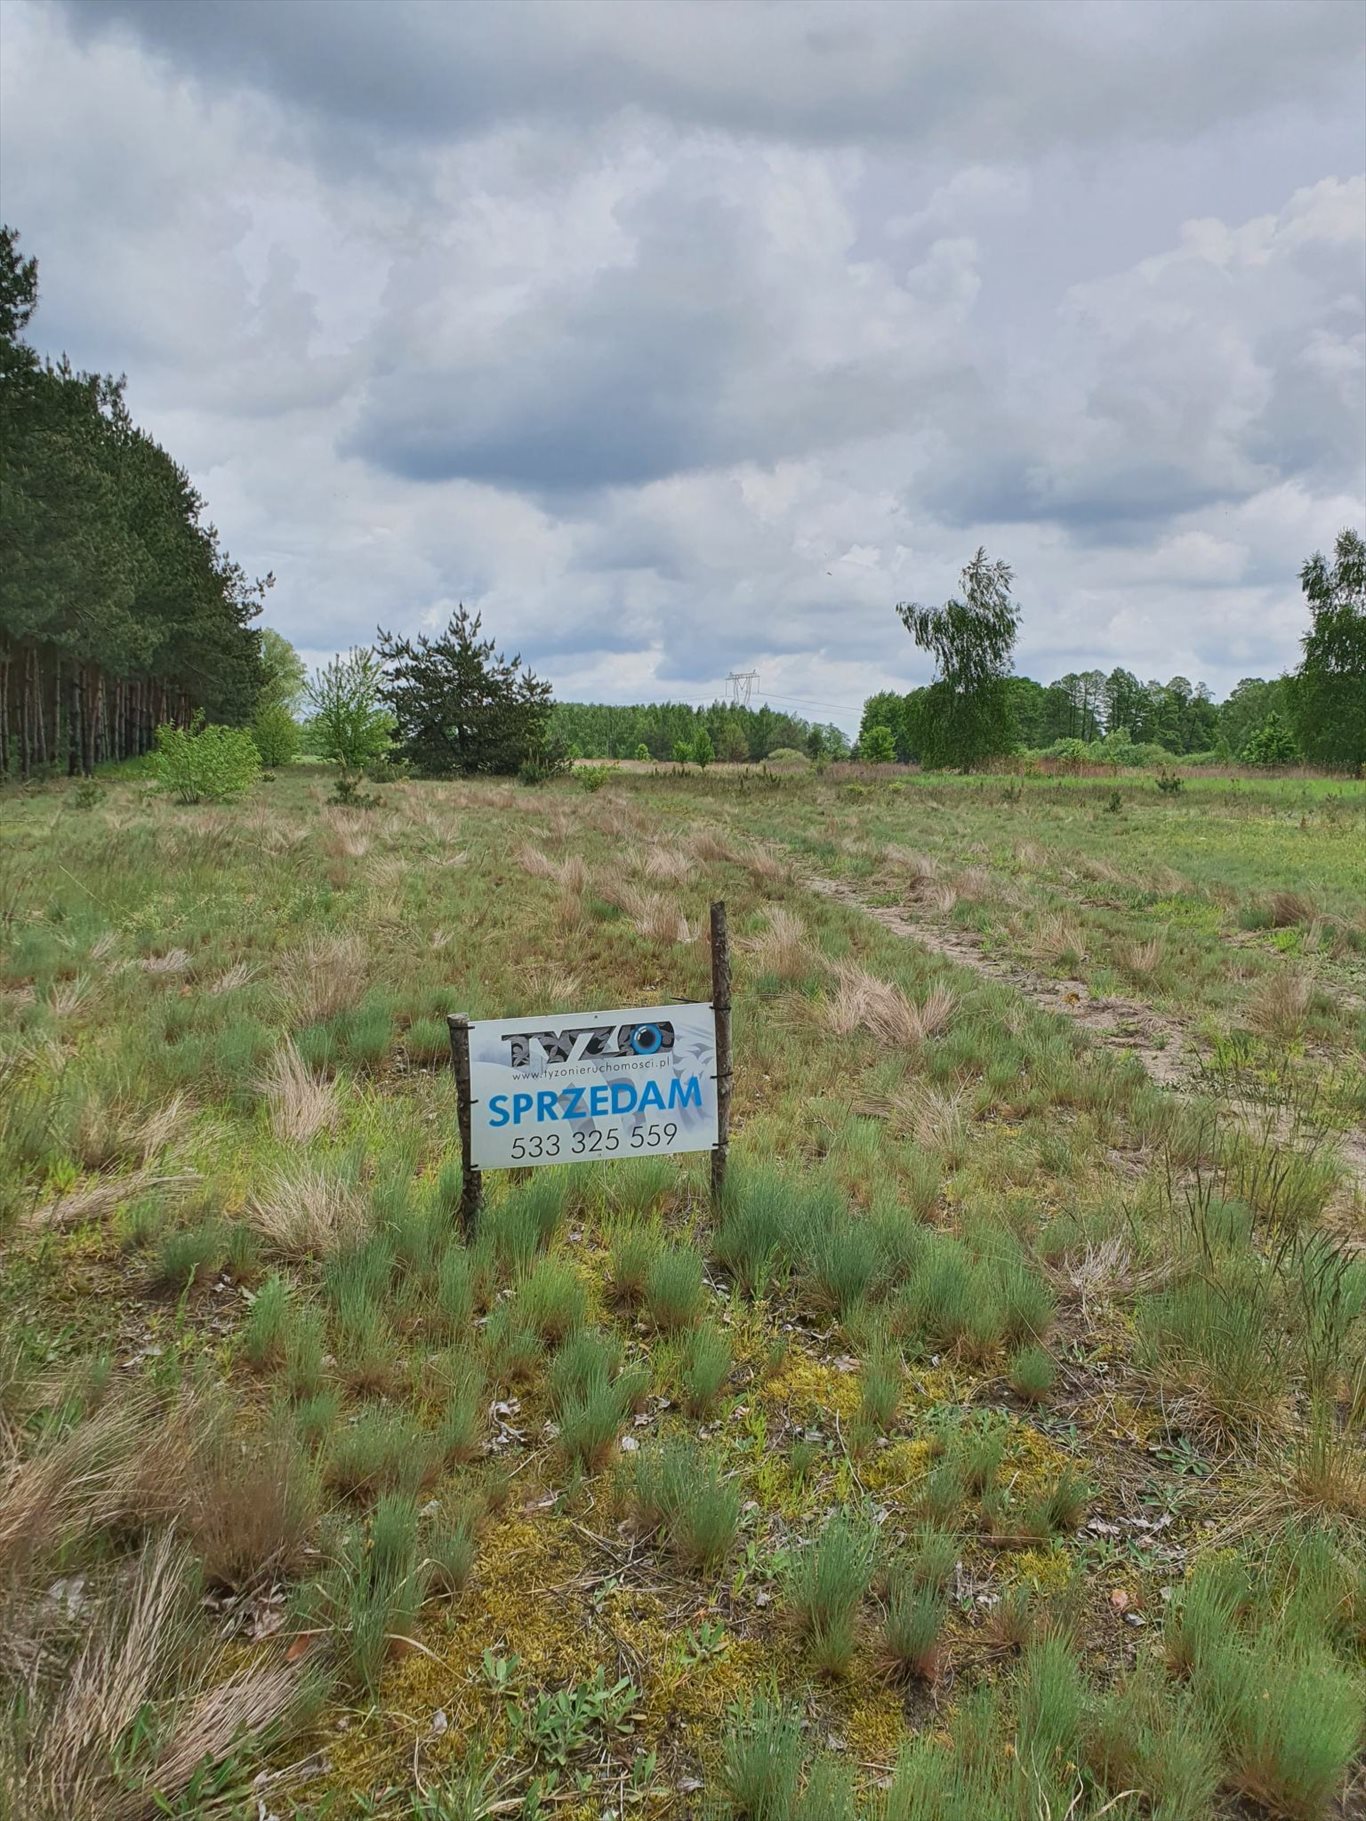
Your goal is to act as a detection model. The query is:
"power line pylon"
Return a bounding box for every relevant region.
[725,669,759,708]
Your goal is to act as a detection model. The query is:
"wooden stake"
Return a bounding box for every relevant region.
[447,1014,482,1239]
[710,899,732,1208]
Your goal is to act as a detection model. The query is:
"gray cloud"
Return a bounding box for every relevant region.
[3,0,1362,726]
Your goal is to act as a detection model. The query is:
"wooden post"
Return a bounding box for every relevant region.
[710,900,732,1208]
[447,1014,483,1239]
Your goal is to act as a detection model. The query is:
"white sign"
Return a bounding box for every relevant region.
[466,1002,719,1169]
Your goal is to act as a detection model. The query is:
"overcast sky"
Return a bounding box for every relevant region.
[2,0,1363,728]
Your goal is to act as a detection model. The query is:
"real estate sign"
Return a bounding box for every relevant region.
[465,1002,719,1169]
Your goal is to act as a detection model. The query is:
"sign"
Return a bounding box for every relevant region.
[465,1002,719,1170]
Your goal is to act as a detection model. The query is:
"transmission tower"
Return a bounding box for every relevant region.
[725,669,759,708]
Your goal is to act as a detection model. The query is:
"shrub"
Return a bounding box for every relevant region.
[860,725,897,765]
[576,764,612,793]
[251,702,299,768]
[153,716,261,804]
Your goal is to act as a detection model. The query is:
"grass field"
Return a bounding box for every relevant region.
[2,762,1364,1819]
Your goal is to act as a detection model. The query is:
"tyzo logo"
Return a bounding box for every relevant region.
[500,1021,676,1069]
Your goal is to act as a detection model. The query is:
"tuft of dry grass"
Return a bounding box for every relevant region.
[642,844,691,884]
[688,827,741,866]
[28,1169,199,1234]
[246,1162,366,1258]
[1267,889,1317,928]
[886,847,940,893]
[518,844,589,893]
[1119,937,1164,978]
[1247,970,1313,1040]
[744,906,819,983]
[207,960,257,996]
[607,882,696,944]
[258,1041,337,1145]
[1,1531,298,1821]
[1030,912,1087,969]
[278,932,367,1024]
[820,964,956,1048]
[893,1081,969,1163]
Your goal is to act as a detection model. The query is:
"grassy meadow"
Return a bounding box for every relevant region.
[1,761,1364,1819]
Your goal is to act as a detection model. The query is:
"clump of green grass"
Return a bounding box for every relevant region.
[609,1225,659,1307]
[436,1354,485,1463]
[906,1523,959,1595]
[798,1197,881,1319]
[332,1285,398,1395]
[1009,1343,1055,1402]
[721,1695,804,1820]
[643,1243,707,1330]
[434,1244,474,1331]
[511,1255,587,1343]
[713,1171,793,1298]
[550,1330,649,1473]
[424,1503,478,1598]
[241,1272,292,1370]
[152,1219,225,1291]
[857,1331,902,1433]
[292,1388,340,1450]
[284,1305,328,1400]
[629,1439,741,1571]
[896,1230,973,1351]
[1084,1666,1219,1821]
[679,1320,732,1417]
[1014,1635,1085,1781]
[324,1406,437,1499]
[304,1491,421,1696]
[883,1573,945,1684]
[785,1512,876,1676]
[484,1306,542,1385]
[482,1176,567,1271]
[1020,1465,1090,1538]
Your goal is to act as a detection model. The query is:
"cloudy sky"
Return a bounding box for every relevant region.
[2,0,1363,728]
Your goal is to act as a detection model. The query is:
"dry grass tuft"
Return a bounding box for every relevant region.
[246,1162,366,1258]
[1119,937,1164,978]
[688,828,741,866]
[744,906,819,983]
[886,848,939,892]
[821,964,956,1048]
[258,1041,337,1145]
[1247,970,1312,1040]
[1,1532,298,1821]
[642,844,691,884]
[954,866,995,903]
[518,844,589,893]
[140,948,191,976]
[1267,889,1317,928]
[893,1081,969,1162]
[607,882,696,943]
[28,1170,198,1234]
[207,960,257,996]
[277,933,366,1023]
[1030,912,1087,968]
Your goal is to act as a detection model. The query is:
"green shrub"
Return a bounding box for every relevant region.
[576,764,612,793]
[251,703,299,768]
[153,716,261,804]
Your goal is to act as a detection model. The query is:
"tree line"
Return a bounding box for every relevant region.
[858,535,1365,772]
[549,700,849,764]
[0,227,268,779]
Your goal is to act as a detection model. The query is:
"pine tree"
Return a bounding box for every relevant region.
[375,606,554,777]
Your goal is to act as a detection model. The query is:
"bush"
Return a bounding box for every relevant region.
[764,746,808,766]
[250,702,299,768]
[575,764,612,793]
[153,716,261,804]
[634,743,650,762]
[860,725,897,765]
